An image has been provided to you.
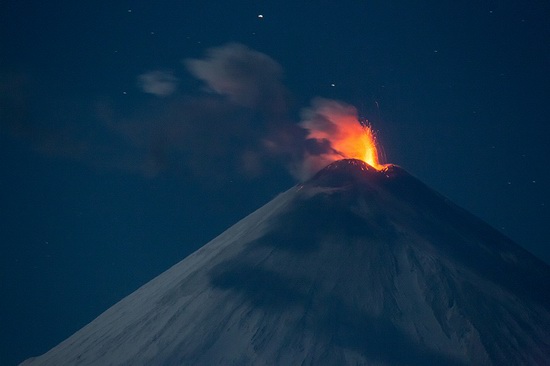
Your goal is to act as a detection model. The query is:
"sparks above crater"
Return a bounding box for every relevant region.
[300,99,383,172]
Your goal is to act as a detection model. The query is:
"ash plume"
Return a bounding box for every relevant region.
[1,44,377,183]
[185,43,287,114]
[137,71,178,97]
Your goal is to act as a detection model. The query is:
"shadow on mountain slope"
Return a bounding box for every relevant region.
[210,262,466,366]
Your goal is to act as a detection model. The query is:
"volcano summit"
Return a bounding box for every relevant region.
[22,159,550,365]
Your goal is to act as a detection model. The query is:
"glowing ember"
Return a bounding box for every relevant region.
[357,124,381,169]
[299,99,382,172]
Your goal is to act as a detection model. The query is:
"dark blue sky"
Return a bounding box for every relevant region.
[2,1,549,365]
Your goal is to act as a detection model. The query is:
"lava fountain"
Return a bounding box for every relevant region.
[299,98,383,177]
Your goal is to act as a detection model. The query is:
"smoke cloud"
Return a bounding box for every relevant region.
[185,43,287,113]
[137,71,178,97]
[2,43,376,184]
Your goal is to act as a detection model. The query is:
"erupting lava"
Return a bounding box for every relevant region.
[325,121,381,169]
[355,124,381,169]
[300,99,382,172]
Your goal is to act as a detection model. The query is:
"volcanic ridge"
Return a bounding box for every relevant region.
[21,159,550,365]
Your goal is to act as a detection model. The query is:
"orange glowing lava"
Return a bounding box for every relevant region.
[296,99,385,179]
[355,124,381,169]
[301,103,381,169]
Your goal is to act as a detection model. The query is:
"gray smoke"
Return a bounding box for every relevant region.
[185,43,287,113]
[1,44,368,183]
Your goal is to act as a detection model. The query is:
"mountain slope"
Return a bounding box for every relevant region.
[21,159,550,365]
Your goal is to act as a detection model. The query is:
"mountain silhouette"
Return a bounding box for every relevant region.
[21,159,550,365]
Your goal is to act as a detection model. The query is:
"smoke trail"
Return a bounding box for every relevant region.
[137,71,178,97]
[185,43,288,115]
[1,44,378,183]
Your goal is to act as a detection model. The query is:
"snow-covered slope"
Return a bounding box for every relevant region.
[21,159,550,365]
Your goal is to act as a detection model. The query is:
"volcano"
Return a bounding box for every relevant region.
[21,159,550,365]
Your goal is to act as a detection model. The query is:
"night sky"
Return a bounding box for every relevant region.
[2,1,550,365]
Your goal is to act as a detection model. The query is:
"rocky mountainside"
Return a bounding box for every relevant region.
[22,159,550,365]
